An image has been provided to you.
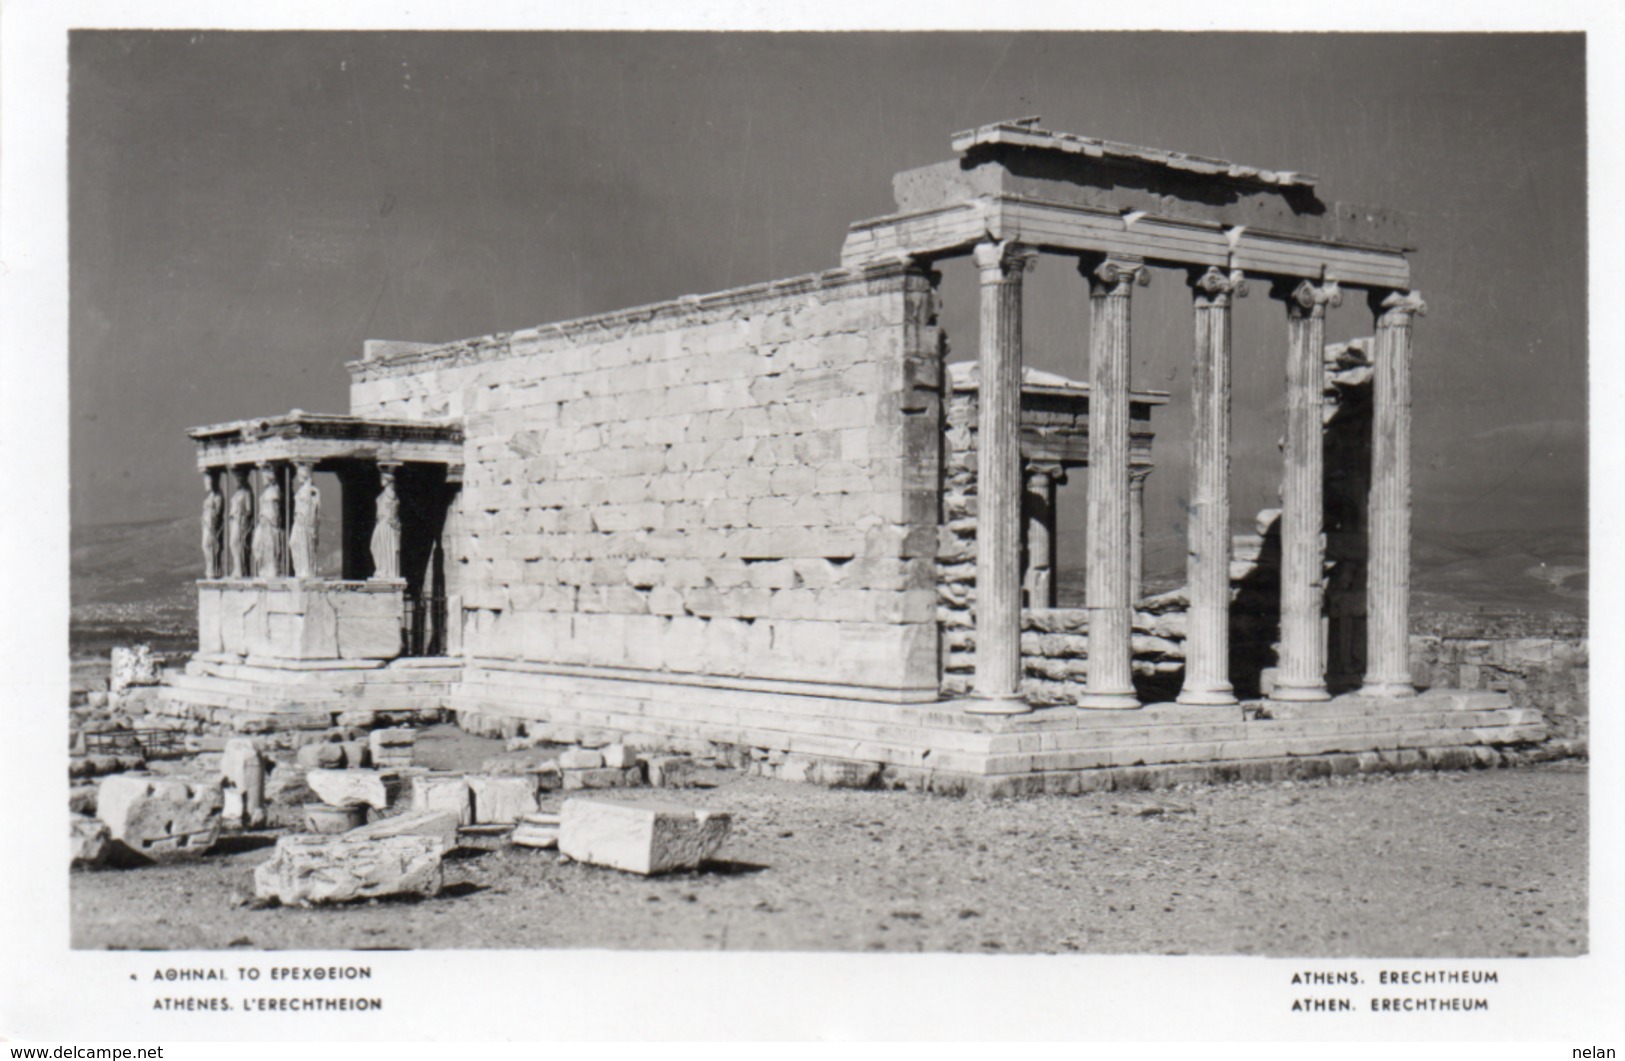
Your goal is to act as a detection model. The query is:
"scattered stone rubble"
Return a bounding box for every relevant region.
[70,651,748,887]
[109,644,162,693]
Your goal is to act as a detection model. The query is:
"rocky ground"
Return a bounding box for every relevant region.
[71,745,1587,957]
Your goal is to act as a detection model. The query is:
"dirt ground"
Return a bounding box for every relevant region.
[71,753,1587,957]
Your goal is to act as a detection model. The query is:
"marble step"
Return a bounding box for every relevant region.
[453,674,1539,776]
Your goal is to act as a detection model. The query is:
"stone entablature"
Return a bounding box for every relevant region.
[845,119,1412,288]
[346,262,925,390]
[944,361,1167,468]
[188,411,463,471]
[197,579,405,661]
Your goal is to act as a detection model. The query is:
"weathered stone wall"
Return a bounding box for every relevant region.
[1410,615,1588,739]
[349,262,944,696]
[936,385,979,683]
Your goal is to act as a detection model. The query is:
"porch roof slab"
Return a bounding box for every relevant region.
[187,410,463,470]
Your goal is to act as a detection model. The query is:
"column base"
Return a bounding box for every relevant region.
[1359,680,1417,699]
[962,693,1034,716]
[1076,690,1142,711]
[1177,684,1238,706]
[1270,682,1332,703]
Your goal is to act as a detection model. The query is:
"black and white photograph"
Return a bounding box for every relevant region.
[3,1,1620,1044]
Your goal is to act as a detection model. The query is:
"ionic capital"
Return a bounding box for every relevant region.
[1374,288,1427,323]
[1024,459,1065,484]
[1084,256,1151,296]
[1280,279,1342,319]
[1190,266,1248,307]
[1129,465,1154,486]
[972,240,1036,281]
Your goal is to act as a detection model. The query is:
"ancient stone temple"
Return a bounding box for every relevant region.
[163,121,1545,793]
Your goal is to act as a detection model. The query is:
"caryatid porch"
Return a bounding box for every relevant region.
[187,411,464,669]
[844,119,1425,714]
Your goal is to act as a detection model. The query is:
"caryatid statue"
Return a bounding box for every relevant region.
[225,467,253,578]
[201,472,224,579]
[251,465,286,578]
[370,465,401,580]
[288,461,321,578]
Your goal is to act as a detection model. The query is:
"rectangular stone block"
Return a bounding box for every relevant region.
[512,813,561,849]
[410,774,473,826]
[642,755,699,788]
[562,766,643,791]
[558,748,605,770]
[71,813,112,866]
[347,809,461,851]
[369,727,417,768]
[467,774,540,824]
[306,768,392,810]
[337,615,403,660]
[96,775,222,861]
[559,798,732,875]
[253,834,443,905]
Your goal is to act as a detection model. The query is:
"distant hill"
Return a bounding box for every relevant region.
[71,515,200,656]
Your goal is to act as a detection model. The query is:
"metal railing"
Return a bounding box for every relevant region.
[83,728,185,759]
[403,592,447,658]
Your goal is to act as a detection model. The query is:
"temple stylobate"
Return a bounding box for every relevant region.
[841,118,1423,713]
[164,120,1543,795]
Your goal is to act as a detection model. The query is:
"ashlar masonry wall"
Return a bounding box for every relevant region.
[349,261,945,699]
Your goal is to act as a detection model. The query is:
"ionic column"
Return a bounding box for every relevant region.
[1362,290,1426,697]
[1080,256,1148,710]
[1129,466,1150,605]
[1023,462,1059,609]
[967,240,1035,713]
[1272,279,1339,702]
[1179,266,1246,705]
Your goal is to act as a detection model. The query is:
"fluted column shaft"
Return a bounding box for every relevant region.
[1180,267,1246,705]
[1129,467,1149,605]
[1081,257,1148,709]
[1273,280,1339,702]
[1363,290,1426,696]
[968,240,1034,713]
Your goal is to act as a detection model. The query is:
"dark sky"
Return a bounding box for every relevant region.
[70,31,1587,568]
